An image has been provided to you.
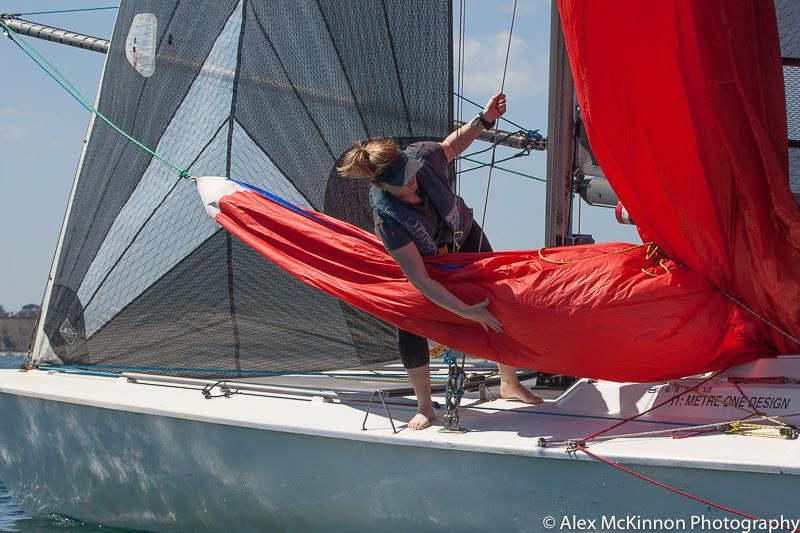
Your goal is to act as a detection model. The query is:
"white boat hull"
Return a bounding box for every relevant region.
[1,367,799,532]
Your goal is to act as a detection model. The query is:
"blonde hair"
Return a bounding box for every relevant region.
[336,138,401,181]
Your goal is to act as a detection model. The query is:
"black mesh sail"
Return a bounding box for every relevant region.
[37,0,453,374]
[776,0,800,193]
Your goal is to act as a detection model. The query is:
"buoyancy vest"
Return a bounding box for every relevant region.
[369,153,473,256]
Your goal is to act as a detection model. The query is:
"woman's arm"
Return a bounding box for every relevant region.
[388,242,502,332]
[440,92,507,163]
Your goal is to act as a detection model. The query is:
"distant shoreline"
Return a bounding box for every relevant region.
[0,317,35,353]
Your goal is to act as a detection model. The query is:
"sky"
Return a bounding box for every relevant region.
[0,0,639,312]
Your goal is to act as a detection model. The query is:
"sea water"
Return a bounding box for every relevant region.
[0,354,138,532]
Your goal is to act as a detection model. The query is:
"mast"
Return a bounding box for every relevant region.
[544,0,576,247]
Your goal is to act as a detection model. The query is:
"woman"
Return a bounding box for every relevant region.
[337,92,542,430]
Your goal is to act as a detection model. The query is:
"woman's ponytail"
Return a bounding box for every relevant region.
[337,138,401,181]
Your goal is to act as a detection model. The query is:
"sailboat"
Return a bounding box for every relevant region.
[1,0,799,531]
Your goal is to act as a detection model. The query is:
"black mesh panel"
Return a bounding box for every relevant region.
[56,1,239,293]
[231,237,395,372]
[776,0,799,193]
[79,231,236,369]
[40,0,452,374]
[776,0,800,58]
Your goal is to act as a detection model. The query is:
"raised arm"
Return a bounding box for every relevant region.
[440,92,507,163]
[388,242,502,333]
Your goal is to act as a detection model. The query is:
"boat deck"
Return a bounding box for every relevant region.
[2,357,800,476]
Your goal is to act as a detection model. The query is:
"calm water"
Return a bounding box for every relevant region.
[0,354,140,532]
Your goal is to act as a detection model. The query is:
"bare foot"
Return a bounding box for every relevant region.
[408,406,436,430]
[500,382,544,404]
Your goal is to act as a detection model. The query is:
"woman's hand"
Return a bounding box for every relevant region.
[441,91,509,161]
[460,298,503,333]
[482,92,507,123]
[388,244,503,333]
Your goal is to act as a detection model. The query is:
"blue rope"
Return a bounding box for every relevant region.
[15,6,118,16]
[231,179,374,245]
[2,18,191,178]
[39,364,693,428]
[6,37,94,113]
[51,367,128,378]
[231,179,466,270]
[39,363,449,380]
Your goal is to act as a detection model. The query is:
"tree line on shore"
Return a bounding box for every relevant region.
[1,305,39,353]
[0,304,40,319]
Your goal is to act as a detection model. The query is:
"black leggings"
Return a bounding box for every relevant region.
[398,222,492,369]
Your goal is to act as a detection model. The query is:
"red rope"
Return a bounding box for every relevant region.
[575,368,797,528]
[732,381,766,418]
[576,444,800,532]
[580,372,720,443]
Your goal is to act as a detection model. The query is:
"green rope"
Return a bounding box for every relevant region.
[0,19,191,179]
[459,156,546,183]
[4,16,541,187]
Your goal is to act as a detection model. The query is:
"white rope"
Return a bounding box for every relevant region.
[455,0,466,202]
[478,0,518,251]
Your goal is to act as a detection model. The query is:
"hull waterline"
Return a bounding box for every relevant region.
[1,367,799,531]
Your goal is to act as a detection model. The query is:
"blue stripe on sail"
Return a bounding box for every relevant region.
[228,178,464,270]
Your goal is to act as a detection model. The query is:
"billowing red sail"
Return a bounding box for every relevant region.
[195,0,800,382]
[557,0,800,353]
[198,176,766,382]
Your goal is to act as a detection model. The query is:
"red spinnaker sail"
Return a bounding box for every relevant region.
[202,0,800,382]
[209,183,765,382]
[557,0,800,352]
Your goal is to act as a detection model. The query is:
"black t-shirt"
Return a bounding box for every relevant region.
[374,142,453,252]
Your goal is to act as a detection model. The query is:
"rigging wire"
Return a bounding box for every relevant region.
[0,19,191,180]
[445,1,469,423]
[718,289,800,347]
[459,128,523,159]
[547,368,800,531]
[477,0,518,251]
[458,156,546,183]
[10,6,118,17]
[575,443,800,532]
[445,3,475,432]
[454,91,530,132]
[454,0,466,201]
[458,151,530,173]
